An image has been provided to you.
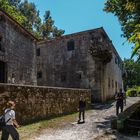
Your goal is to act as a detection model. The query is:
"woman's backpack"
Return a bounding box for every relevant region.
[0,109,11,129]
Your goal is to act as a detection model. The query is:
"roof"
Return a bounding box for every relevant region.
[38,27,104,44]
[0,9,38,41]
[38,27,122,62]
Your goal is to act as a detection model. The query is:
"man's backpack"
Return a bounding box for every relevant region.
[0,109,11,129]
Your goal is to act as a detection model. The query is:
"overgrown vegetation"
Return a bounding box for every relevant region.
[104,0,140,61]
[0,112,78,140]
[126,86,140,97]
[0,0,65,39]
[123,59,140,90]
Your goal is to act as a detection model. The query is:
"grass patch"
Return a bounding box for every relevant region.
[0,111,82,140]
[19,112,78,140]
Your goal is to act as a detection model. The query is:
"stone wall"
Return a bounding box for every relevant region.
[37,28,123,102]
[102,53,123,101]
[0,84,91,124]
[0,10,37,85]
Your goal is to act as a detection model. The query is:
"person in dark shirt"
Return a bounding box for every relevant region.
[115,89,124,116]
[78,95,86,123]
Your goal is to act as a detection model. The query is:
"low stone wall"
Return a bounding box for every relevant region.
[0,83,91,124]
[111,100,140,134]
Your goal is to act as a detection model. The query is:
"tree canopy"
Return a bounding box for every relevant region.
[104,0,140,60]
[0,0,26,25]
[123,59,140,90]
[0,0,65,39]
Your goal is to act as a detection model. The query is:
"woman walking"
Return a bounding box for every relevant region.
[1,101,20,140]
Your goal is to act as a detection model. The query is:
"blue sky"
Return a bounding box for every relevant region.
[28,0,132,60]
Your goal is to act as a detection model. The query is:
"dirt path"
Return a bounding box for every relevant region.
[32,97,140,140]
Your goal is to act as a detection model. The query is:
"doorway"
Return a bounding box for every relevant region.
[0,61,6,83]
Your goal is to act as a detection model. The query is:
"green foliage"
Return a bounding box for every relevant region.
[129,24,140,59]
[0,0,27,25]
[104,0,140,60]
[126,86,140,97]
[8,0,21,7]
[123,59,140,89]
[126,88,137,97]
[52,27,65,38]
[19,0,42,37]
[41,10,65,39]
[0,0,64,39]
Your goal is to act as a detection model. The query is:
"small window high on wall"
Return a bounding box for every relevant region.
[108,77,110,88]
[67,40,75,51]
[36,48,40,56]
[61,72,66,82]
[0,36,4,52]
[37,71,42,78]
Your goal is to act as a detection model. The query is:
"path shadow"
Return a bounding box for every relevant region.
[77,121,85,124]
[91,103,114,110]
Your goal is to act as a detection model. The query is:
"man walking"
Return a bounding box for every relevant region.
[78,95,86,123]
[115,89,124,116]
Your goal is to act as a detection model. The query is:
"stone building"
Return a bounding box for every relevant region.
[0,9,123,102]
[0,9,37,85]
[37,28,123,102]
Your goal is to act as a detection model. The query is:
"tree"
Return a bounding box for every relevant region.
[52,27,65,38]
[123,59,140,89]
[19,0,41,37]
[0,0,64,39]
[8,0,21,8]
[41,10,64,39]
[0,0,26,25]
[104,0,140,60]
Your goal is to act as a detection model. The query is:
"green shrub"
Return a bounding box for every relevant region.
[126,86,140,96]
[126,89,137,97]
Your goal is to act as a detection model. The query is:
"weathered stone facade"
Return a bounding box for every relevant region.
[0,83,91,124]
[37,28,123,102]
[0,10,37,85]
[0,9,123,103]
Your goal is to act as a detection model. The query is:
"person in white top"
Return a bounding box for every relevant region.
[1,101,20,140]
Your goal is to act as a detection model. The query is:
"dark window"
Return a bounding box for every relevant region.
[67,40,75,51]
[37,71,42,78]
[112,80,114,88]
[0,37,3,51]
[77,73,81,80]
[115,57,118,64]
[36,48,40,56]
[108,77,110,88]
[115,81,117,90]
[61,73,66,82]
[118,59,120,66]
[78,74,81,79]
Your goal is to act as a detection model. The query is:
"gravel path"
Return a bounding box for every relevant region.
[32,97,140,140]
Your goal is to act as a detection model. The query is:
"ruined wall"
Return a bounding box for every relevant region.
[37,29,106,89]
[37,28,123,102]
[37,31,91,89]
[0,84,91,124]
[0,12,37,85]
